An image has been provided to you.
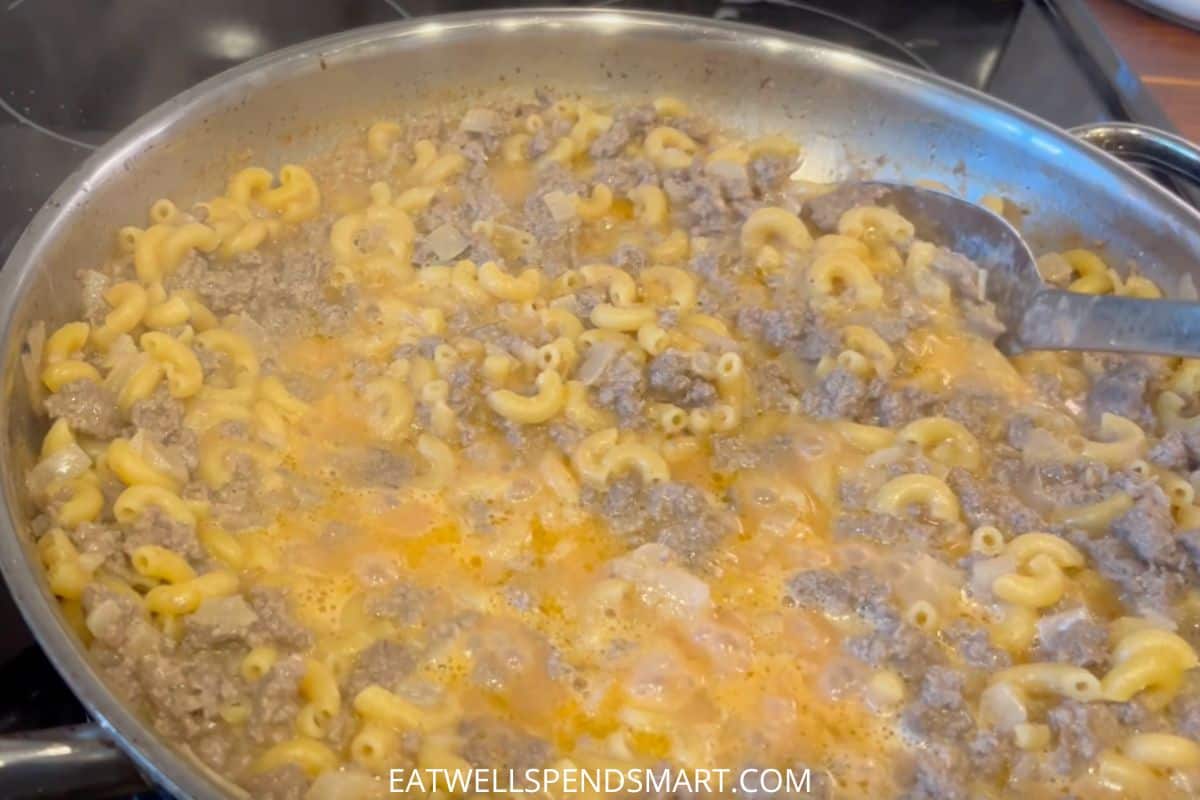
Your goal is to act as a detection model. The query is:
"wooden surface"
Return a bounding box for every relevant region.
[1088,0,1200,141]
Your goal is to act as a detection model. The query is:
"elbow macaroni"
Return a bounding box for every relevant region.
[25,95,1199,800]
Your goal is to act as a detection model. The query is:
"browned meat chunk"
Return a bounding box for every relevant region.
[44,380,123,439]
[1085,358,1155,428]
[589,105,654,159]
[901,666,974,742]
[804,183,889,231]
[242,765,309,800]
[646,349,717,408]
[246,655,305,746]
[582,474,735,564]
[1034,608,1109,669]
[801,368,869,420]
[946,466,1043,533]
[904,743,969,800]
[246,587,313,651]
[343,639,417,697]
[1047,701,1122,775]
[459,716,552,782]
[945,621,1010,669]
[846,619,941,681]
[1111,495,1187,571]
[123,507,205,564]
[748,154,792,194]
[786,567,889,621]
[589,352,646,427]
[1067,530,1186,615]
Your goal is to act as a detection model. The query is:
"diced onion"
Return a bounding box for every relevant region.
[22,321,46,412]
[101,334,138,369]
[648,564,711,617]
[190,595,258,630]
[1036,253,1072,284]
[1036,606,1090,641]
[970,554,1017,599]
[1179,273,1198,301]
[758,509,798,537]
[864,444,907,469]
[894,553,964,609]
[306,770,379,800]
[705,159,749,183]
[542,190,578,224]
[78,553,105,572]
[84,596,128,641]
[459,108,501,134]
[130,430,189,486]
[611,543,711,618]
[979,682,1028,730]
[1020,427,1075,464]
[424,223,469,262]
[623,648,690,707]
[103,346,148,395]
[792,135,849,183]
[688,619,753,673]
[913,266,952,303]
[575,341,618,386]
[26,443,92,499]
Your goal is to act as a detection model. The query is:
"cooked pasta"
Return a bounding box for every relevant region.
[24,93,1200,800]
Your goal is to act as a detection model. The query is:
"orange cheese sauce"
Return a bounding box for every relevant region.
[32,95,1200,800]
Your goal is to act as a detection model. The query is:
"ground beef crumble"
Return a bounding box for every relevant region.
[24,97,1200,800]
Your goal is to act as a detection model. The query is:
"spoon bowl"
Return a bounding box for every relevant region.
[846,181,1200,357]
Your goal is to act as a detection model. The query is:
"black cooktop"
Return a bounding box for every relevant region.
[0,1,1177,797]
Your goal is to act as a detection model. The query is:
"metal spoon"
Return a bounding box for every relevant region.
[847,181,1200,357]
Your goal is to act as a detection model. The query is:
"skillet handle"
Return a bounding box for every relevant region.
[1018,287,1200,357]
[0,723,149,799]
[1072,122,1200,188]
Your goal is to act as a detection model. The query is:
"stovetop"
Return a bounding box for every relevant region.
[0,1,1176,797]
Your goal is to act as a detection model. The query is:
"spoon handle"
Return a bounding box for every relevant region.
[1017,288,1200,357]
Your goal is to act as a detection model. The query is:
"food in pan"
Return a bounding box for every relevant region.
[24,93,1200,799]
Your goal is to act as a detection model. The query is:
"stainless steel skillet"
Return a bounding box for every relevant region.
[3,9,1200,798]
